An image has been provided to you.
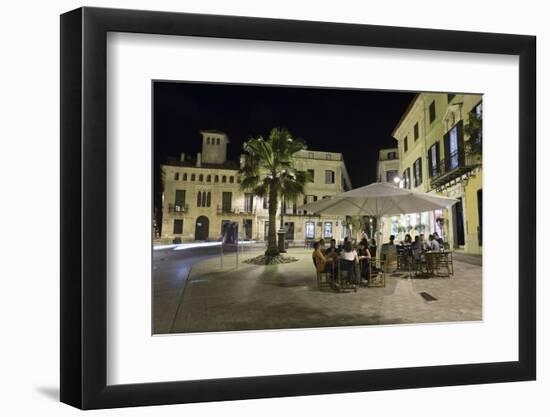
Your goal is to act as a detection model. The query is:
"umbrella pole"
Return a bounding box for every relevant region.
[375,216,382,267]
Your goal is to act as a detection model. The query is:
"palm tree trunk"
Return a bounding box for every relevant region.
[265,184,279,257]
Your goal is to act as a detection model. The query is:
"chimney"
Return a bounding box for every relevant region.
[180,152,185,162]
[196,152,202,167]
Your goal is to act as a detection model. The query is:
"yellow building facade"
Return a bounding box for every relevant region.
[386,92,483,255]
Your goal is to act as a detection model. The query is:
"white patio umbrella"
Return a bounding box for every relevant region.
[298,182,457,251]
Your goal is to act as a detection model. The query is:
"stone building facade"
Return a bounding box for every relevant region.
[160,130,352,243]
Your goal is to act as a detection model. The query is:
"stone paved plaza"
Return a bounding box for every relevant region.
[157,247,482,334]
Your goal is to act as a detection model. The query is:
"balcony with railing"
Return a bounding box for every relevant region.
[168,203,189,214]
[216,205,255,216]
[430,148,482,189]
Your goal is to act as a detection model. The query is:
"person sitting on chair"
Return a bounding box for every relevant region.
[324,238,340,259]
[312,241,328,273]
[357,238,372,284]
[429,234,441,251]
[340,241,359,284]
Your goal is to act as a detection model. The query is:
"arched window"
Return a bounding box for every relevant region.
[206,175,211,182]
[201,191,207,207]
[222,175,227,183]
[191,173,196,181]
[206,192,211,207]
[229,176,234,183]
[196,191,202,207]
[214,175,219,183]
[174,172,179,180]
[199,174,204,182]
[182,173,187,181]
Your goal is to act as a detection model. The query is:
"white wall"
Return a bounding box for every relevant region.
[0,1,545,416]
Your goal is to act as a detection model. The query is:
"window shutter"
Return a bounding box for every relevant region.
[457,120,465,164]
[427,148,432,177]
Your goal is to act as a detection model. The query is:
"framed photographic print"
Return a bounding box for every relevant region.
[60,6,536,409]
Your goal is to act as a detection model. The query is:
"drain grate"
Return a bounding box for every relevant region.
[419,292,438,301]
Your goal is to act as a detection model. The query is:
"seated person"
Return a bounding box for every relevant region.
[324,238,340,259]
[411,235,422,261]
[433,232,444,246]
[429,234,441,251]
[357,238,372,282]
[312,241,328,273]
[340,241,359,284]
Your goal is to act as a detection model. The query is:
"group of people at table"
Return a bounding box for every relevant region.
[311,232,447,286]
[311,237,377,286]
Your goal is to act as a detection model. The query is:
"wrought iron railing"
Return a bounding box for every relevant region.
[168,203,188,213]
[430,148,481,186]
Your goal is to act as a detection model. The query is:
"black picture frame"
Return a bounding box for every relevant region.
[60,6,536,410]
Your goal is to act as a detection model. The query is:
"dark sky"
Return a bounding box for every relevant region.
[153,81,414,207]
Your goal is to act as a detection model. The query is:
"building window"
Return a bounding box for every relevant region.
[173,219,183,234]
[174,172,179,180]
[307,169,315,182]
[308,151,314,159]
[428,142,440,177]
[199,174,204,182]
[182,173,187,181]
[200,191,206,207]
[325,170,335,184]
[244,193,254,213]
[386,170,398,183]
[429,100,436,123]
[206,192,211,207]
[404,136,408,153]
[325,153,331,160]
[197,191,202,207]
[387,151,397,160]
[175,190,186,210]
[444,121,464,170]
[447,93,455,103]
[214,175,219,183]
[263,197,268,209]
[229,176,234,183]
[305,221,315,239]
[191,173,196,181]
[236,176,241,183]
[324,222,333,238]
[413,157,423,187]
[206,137,210,144]
[414,122,419,141]
[206,175,211,182]
[222,192,232,212]
[216,138,220,145]
[222,175,227,183]
[403,167,411,189]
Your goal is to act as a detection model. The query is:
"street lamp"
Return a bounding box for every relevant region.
[393,175,404,188]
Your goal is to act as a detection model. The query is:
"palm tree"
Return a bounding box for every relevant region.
[240,128,311,257]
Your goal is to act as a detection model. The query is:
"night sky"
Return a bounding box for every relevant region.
[153,81,415,210]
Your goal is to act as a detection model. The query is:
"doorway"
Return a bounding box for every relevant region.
[452,198,465,247]
[194,216,209,240]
